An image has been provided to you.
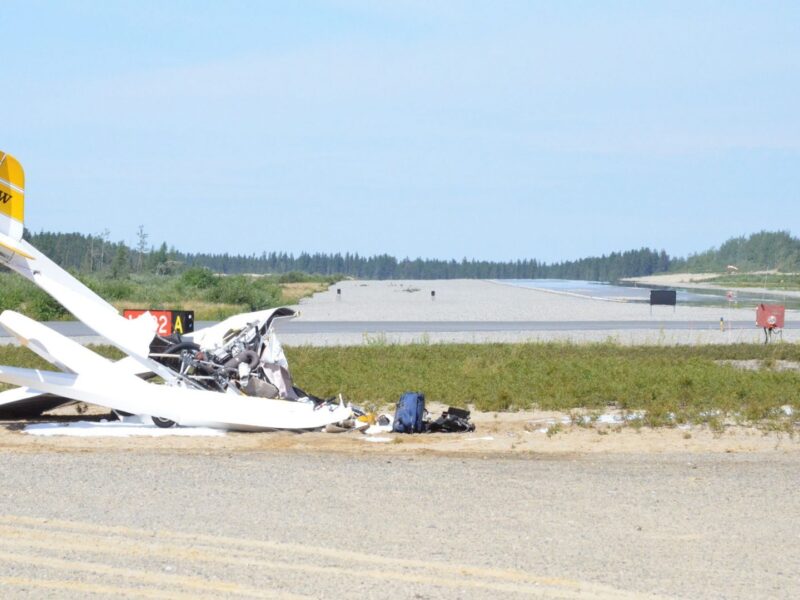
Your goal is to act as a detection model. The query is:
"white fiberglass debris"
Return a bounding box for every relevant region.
[594,415,619,425]
[595,413,645,424]
[698,410,722,418]
[363,436,393,443]
[565,412,646,425]
[24,421,226,437]
[526,411,648,432]
[364,424,393,435]
[465,436,494,442]
[781,405,794,416]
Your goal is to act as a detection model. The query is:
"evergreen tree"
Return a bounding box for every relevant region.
[111,245,130,279]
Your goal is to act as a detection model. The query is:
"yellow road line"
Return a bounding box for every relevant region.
[0,515,673,600]
[0,548,308,600]
[0,514,588,587]
[0,575,222,600]
[0,530,581,599]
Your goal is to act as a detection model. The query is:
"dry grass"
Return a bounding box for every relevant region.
[279,282,329,304]
[109,300,249,321]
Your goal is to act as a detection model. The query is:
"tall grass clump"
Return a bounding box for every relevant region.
[286,341,800,425]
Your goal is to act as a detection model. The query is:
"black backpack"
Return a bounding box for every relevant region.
[427,407,475,433]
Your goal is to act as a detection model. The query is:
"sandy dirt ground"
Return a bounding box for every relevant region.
[623,273,725,285]
[2,401,797,457]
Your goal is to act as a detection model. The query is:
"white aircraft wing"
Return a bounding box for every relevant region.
[0,151,353,431]
[0,353,159,418]
[0,310,352,430]
[0,366,351,431]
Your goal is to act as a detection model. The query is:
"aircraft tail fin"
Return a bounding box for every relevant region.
[0,151,25,240]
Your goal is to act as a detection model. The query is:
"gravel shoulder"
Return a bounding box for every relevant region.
[0,447,797,599]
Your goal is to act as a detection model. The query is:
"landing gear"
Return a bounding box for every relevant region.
[151,416,177,428]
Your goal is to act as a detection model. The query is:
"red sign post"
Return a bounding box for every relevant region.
[756,304,785,330]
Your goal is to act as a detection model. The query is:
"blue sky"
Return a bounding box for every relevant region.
[4,1,799,262]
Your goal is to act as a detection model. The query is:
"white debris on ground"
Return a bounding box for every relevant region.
[578,412,644,425]
[530,411,647,433]
[524,406,799,434]
[24,420,226,437]
[595,413,645,424]
[364,421,393,435]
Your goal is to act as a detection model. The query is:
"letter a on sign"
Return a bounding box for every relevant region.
[173,315,183,334]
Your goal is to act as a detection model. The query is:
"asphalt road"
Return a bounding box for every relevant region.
[0,450,796,599]
[0,319,785,343]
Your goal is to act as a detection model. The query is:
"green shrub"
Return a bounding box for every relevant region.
[27,290,70,320]
[89,278,136,301]
[181,267,218,289]
[210,276,281,311]
[278,271,308,284]
[0,272,69,320]
[0,273,28,308]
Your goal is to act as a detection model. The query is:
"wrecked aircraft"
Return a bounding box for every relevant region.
[0,151,352,430]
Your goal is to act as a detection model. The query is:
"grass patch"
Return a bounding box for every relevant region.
[2,341,798,429]
[279,282,330,305]
[284,342,800,427]
[706,273,800,291]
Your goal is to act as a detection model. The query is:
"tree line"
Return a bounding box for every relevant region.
[19,229,670,280]
[670,230,800,273]
[15,229,800,281]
